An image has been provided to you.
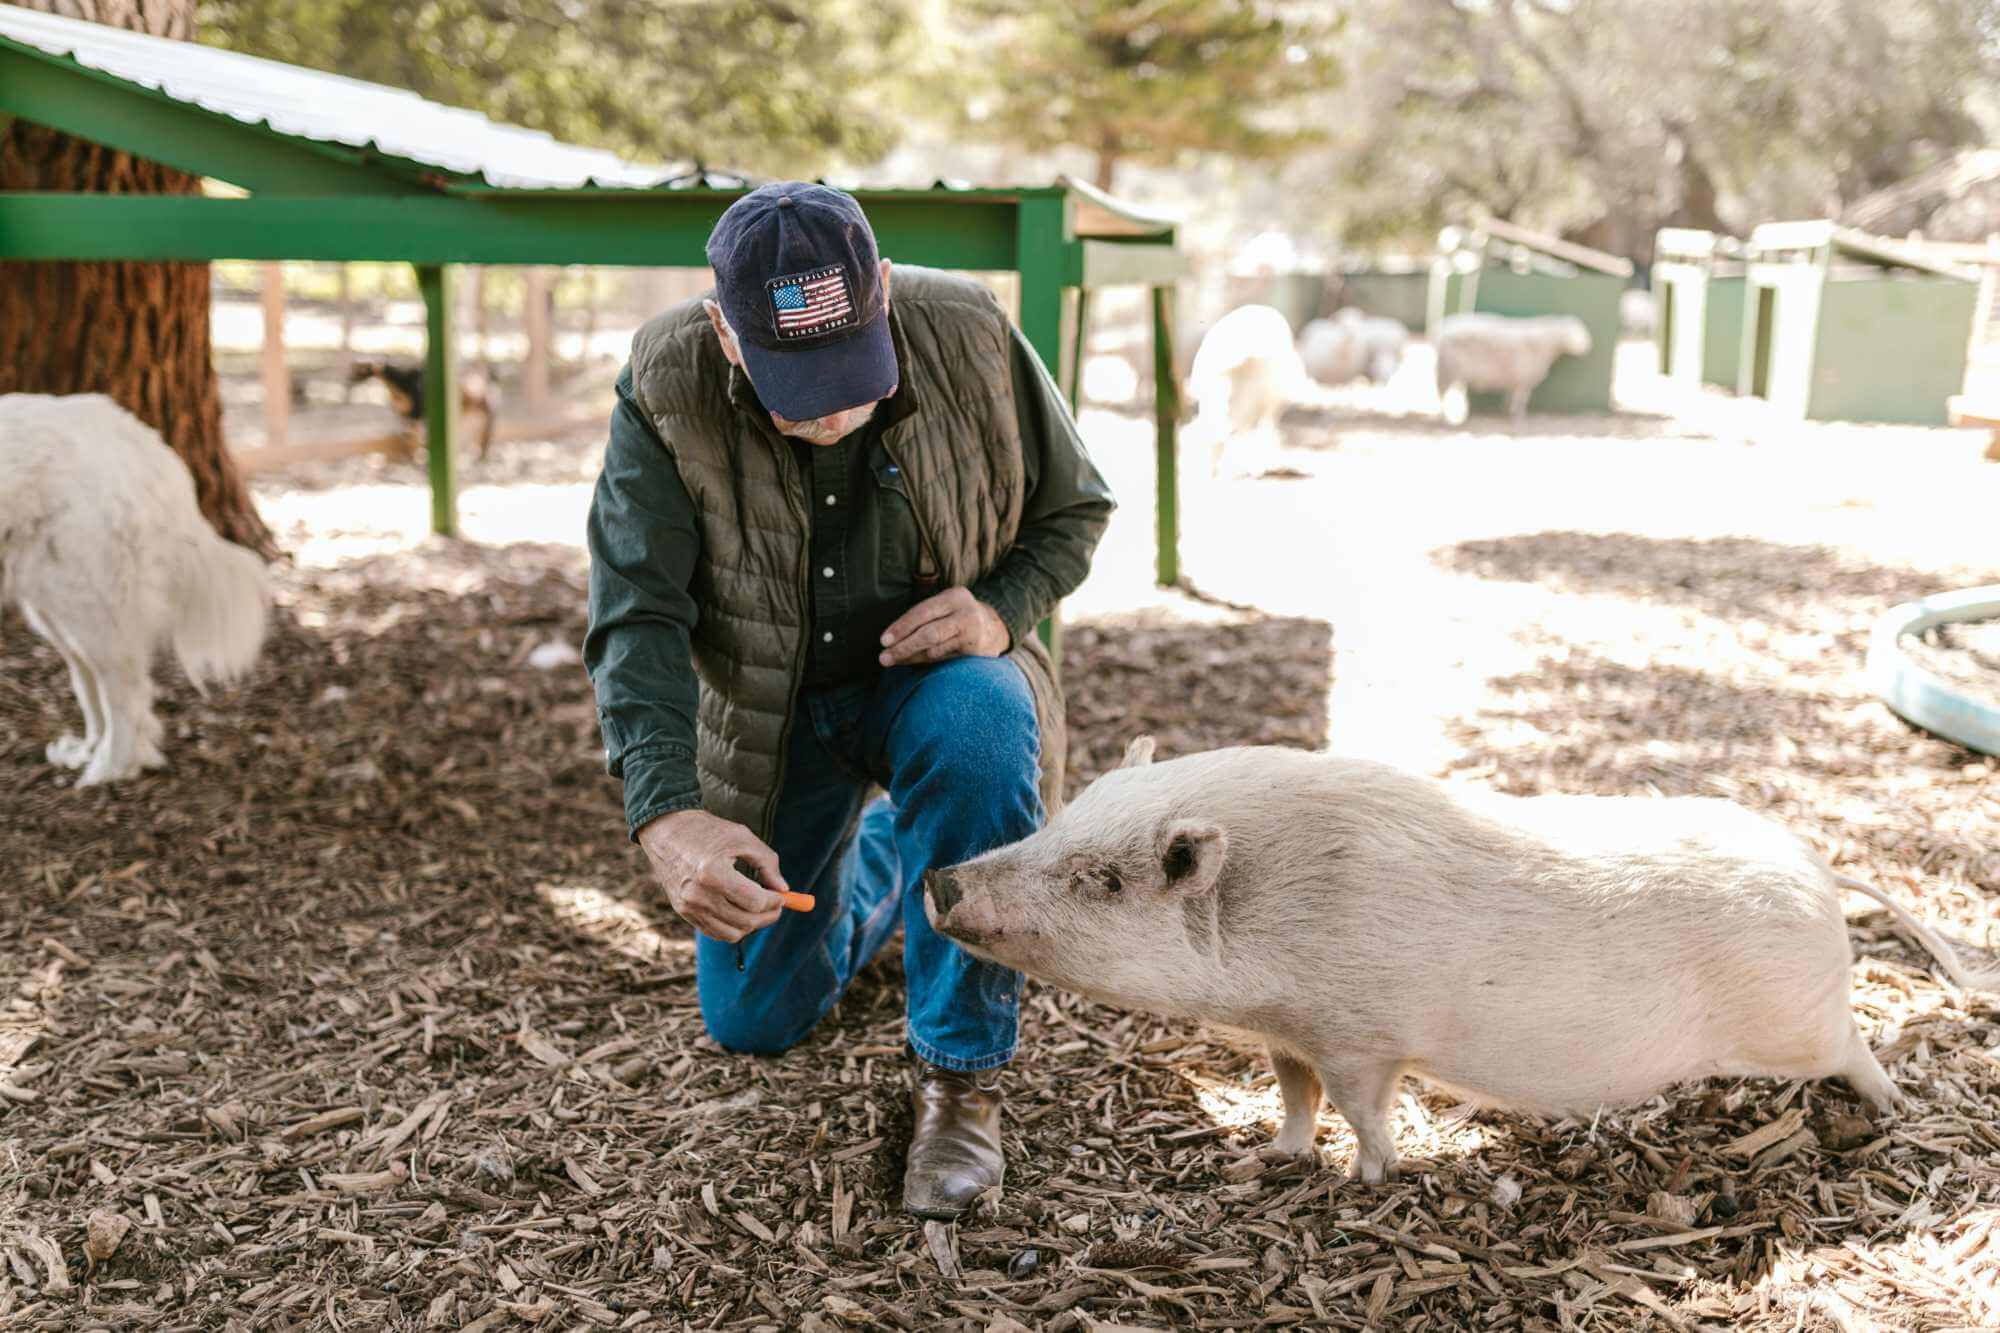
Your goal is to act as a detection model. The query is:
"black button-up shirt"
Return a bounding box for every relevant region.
[790,414,934,688]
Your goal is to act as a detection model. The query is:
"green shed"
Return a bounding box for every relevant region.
[1427,219,1632,414]
[1652,228,1747,389]
[1333,258,1431,331]
[1738,221,1978,425]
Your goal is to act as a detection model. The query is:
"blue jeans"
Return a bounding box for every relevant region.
[694,656,1040,1072]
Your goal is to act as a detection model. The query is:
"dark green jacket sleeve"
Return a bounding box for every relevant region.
[969,323,1116,646]
[584,366,706,839]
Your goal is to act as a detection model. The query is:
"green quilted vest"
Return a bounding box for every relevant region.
[625,266,1066,841]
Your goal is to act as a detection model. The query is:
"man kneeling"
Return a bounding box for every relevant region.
[584,182,1113,1216]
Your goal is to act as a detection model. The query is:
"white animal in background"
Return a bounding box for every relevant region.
[1298,308,1409,387]
[1433,313,1593,425]
[0,394,269,786]
[1186,303,1314,477]
[1619,287,1656,338]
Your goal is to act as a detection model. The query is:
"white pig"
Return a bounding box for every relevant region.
[924,743,1994,1183]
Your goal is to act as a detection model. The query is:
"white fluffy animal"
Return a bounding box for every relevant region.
[927,744,1997,1183]
[1,394,268,786]
[1433,313,1592,424]
[1298,308,1407,387]
[1186,304,1314,477]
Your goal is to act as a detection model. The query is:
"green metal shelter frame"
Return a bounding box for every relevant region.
[0,15,1190,586]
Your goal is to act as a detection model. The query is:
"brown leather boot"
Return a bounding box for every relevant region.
[902,1060,1004,1218]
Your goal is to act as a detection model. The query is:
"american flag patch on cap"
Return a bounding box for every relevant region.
[767,265,856,340]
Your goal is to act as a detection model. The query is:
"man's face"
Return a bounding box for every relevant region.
[705,258,895,446]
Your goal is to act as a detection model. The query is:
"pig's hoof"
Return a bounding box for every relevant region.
[1260,1144,1320,1172]
[1347,1156,1399,1185]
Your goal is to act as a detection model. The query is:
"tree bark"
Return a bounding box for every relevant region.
[0,0,273,555]
[1092,145,1119,194]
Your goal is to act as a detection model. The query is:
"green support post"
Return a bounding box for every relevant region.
[1015,195,1071,663]
[416,263,459,537]
[1066,286,1090,416]
[1014,195,1069,378]
[1152,284,1180,587]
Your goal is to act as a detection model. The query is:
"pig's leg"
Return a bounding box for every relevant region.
[1270,1047,1324,1156]
[1838,1039,1902,1113]
[1314,1058,1404,1183]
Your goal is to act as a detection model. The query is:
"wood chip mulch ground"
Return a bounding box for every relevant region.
[4,485,1998,1331]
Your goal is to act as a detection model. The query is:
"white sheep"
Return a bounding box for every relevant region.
[1433,313,1592,424]
[1185,303,1314,476]
[1298,308,1408,388]
[1,394,269,786]
[1619,287,1656,338]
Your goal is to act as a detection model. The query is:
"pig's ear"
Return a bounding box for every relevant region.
[1162,819,1227,897]
[1120,736,1156,769]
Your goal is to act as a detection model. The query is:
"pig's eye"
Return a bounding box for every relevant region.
[1103,869,1123,895]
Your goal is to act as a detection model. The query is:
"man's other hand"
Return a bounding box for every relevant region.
[638,809,790,943]
[879,587,1009,667]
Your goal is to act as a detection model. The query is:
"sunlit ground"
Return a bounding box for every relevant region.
[251,339,2000,788]
[533,881,692,966]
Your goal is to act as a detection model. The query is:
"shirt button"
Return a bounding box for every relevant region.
[822,566,835,578]
[822,632,834,643]
[825,494,836,506]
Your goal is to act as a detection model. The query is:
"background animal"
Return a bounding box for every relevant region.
[925,742,1995,1183]
[347,360,498,461]
[1298,308,1408,387]
[0,394,269,786]
[1185,304,1317,477]
[1433,313,1592,424]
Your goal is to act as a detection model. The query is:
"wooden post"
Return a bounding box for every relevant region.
[523,266,552,412]
[334,262,355,397]
[1153,283,1181,588]
[259,260,288,449]
[473,265,489,364]
[416,263,459,537]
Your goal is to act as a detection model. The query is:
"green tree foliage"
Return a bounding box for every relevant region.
[954,0,1341,192]
[196,0,925,175]
[1320,0,1999,258]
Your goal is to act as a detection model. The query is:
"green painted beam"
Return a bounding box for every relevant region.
[1013,194,1071,378]
[0,193,1021,269]
[1066,286,1089,417]
[416,264,459,536]
[1152,284,1180,588]
[0,46,424,196]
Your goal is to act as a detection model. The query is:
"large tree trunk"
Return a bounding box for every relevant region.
[0,0,273,555]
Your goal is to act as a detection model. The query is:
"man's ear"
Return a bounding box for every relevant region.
[879,257,892,310]
[1161,819,1227,897]
[1119,736,1155,769]
[702,299,745,369]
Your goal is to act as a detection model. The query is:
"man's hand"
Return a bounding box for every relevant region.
[879,587,1009,667]
[638,809,790,943]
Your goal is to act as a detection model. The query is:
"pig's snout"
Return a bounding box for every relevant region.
[925,866,964,918]
[924,867,1005,951]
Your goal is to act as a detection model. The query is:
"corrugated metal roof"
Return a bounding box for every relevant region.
[0,1,673,190]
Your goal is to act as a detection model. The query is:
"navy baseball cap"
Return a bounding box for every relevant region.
[706,182,897,421]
